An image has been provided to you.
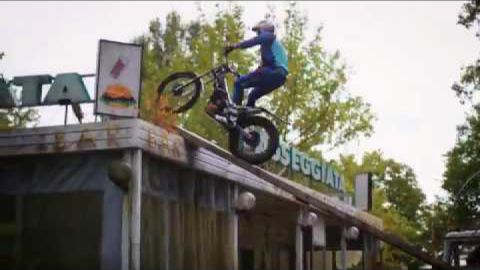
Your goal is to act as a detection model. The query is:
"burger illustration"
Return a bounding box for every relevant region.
[101,84,136,108]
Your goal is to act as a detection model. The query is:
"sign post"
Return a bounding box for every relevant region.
[354,173,372,211]
[95,40,143,118]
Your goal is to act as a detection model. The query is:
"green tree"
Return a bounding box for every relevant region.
[335,151,428,269]
[136,4,254,147]
[421,197,453,257]
[426,1,480,261]
[443,106,480,229]
[266,2,374,152]
[136,2,374,154]
[179,4,255,146]
[442,0,480,233]
[338,151,426,222]
[452,0,480,104]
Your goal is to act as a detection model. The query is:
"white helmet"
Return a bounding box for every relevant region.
[252,20,275,33]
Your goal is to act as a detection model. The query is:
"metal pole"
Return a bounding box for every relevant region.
[322,245,326,270]
[332,250,336,270]
[309,231,313,270]
[363,233,368,270]
[231,184,239,270]
[340,226,347,270]
[296,210,304,270]
[121,151,132,270]
[64,104,68,126]
[130,149,142,270]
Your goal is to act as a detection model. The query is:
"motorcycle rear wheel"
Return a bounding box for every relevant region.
[156,72,202,113]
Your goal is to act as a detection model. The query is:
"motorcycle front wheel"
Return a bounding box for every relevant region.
[229,116,279,165]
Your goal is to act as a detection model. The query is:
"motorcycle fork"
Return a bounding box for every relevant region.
[211,70,254,140]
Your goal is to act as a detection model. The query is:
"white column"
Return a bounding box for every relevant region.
[231,184,239,270]
[130,149,143,270]
[121,152,132,270]
[296,209,304,270]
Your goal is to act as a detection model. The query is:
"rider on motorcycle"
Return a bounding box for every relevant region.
[206,20,289,116]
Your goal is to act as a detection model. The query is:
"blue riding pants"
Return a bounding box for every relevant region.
[232,66,287,107]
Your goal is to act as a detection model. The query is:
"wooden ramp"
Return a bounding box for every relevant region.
[176,127,455,270]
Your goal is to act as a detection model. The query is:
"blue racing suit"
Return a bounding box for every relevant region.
[232,31,289,107]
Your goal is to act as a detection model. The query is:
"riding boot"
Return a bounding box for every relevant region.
[205,102,219,117]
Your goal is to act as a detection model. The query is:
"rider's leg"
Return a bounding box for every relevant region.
[232,68,266,105]
[246,69,287,107]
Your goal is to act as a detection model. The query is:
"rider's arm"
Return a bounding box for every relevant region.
[234,32,275,49]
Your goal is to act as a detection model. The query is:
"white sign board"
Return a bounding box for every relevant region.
[95,39,143,117]
[354,173,372,211]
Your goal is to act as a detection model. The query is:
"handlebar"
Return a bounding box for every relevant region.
[223,52,240,78]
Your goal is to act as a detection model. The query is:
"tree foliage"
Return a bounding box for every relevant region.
[136,2,374,153]
[421,197,453,256]
[439,0,480,236]
[335,151,428,269]
[338,151,426,221]
[264,2,374,152]
[458,0,480,34]
[443,106,480,229]
[136,4,254,147]
[452,0,480,104]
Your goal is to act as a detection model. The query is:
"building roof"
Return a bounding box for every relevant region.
[0,119,379,224]
[0,118,456,269]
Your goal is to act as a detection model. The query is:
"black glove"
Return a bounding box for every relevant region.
[224,45,235,56]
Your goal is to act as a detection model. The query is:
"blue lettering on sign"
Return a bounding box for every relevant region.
[43,73,90,105]
[271,141,344,192]
[13,75,53,106]
[322,163,328,185]
[0,73,91,108]
[291,147,301,172]
[327,170,336,188]
[312,161,322,181]
[280,144,291,167]
[301,156,311,176]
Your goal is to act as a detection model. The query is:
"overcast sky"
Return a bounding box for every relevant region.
[1,1,478,202]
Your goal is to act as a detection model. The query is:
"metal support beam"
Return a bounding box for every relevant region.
[13,196,23,269]
[363,232,379,269]
[232,184,239,270]
[340,226,347,270]
[100,181,123,270]
[130,150,142,270]
[121,152,132,270]
[163,200,170,270]
[296,209,304,270]
[322,245,327,270]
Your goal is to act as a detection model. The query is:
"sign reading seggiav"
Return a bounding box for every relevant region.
[272,142,344,192]
[95,39,143,118]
